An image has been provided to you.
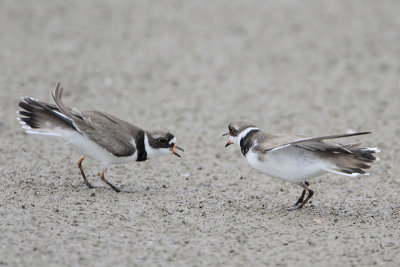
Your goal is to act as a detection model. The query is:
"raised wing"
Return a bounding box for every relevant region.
[51,83,140,157]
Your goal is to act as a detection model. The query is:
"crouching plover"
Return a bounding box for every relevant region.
[223,121,379,210]
[17,82,184,192]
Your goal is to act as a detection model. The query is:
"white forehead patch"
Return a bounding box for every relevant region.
[169,137,176,145]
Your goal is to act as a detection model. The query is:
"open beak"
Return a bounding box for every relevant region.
[171,144,184,158]
[222,132,231,147]
[225,140,231,147]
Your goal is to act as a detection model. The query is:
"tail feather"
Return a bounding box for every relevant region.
[324,146,379,177]
[17,95,76,136]
[353,162,371,169]
[342,142,362,149]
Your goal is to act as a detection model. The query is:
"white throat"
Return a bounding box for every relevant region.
[144,133,171,159]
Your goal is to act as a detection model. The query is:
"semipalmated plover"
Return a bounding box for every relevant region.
[17,82,183,192]
[223,121,379,210]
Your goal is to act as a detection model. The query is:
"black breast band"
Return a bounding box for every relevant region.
[136,130,147,161]
[240,129,259,156]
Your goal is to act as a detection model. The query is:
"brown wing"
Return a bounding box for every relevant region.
[51,83,140,157]
[253,132,371,154]
[252,132,306,152]
[75,111,140,157]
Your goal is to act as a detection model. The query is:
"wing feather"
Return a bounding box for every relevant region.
[73,111,140,157]
[253,132,371,154]
[51,83,139,157]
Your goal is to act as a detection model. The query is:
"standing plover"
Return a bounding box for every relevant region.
[223,121,379,210]
[17,82,183,192]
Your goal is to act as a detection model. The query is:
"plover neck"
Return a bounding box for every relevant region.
[144,133,169,159]
[239,127,259,156]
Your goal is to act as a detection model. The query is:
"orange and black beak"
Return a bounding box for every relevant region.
[222,132,231,147]
[171,144,184,158]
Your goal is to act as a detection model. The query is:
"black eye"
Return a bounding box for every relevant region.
[159,137,168,144]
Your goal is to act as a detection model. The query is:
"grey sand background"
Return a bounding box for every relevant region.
[1,0,400,266]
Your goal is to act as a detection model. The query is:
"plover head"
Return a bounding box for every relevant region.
[145,130,184,159]
[223,121,259,147]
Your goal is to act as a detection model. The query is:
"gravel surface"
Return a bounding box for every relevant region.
[1,0,399,266]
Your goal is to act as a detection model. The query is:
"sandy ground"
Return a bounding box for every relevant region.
[1,0,400,266]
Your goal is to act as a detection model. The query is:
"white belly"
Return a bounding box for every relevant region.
[245,146,328,184]
[60,129,138,166]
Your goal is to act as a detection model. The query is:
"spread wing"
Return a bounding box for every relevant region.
[51,83,139,157]
[253,132,371,154]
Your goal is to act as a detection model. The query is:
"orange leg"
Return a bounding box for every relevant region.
[77,156,94,189]
[99,169,121,193]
